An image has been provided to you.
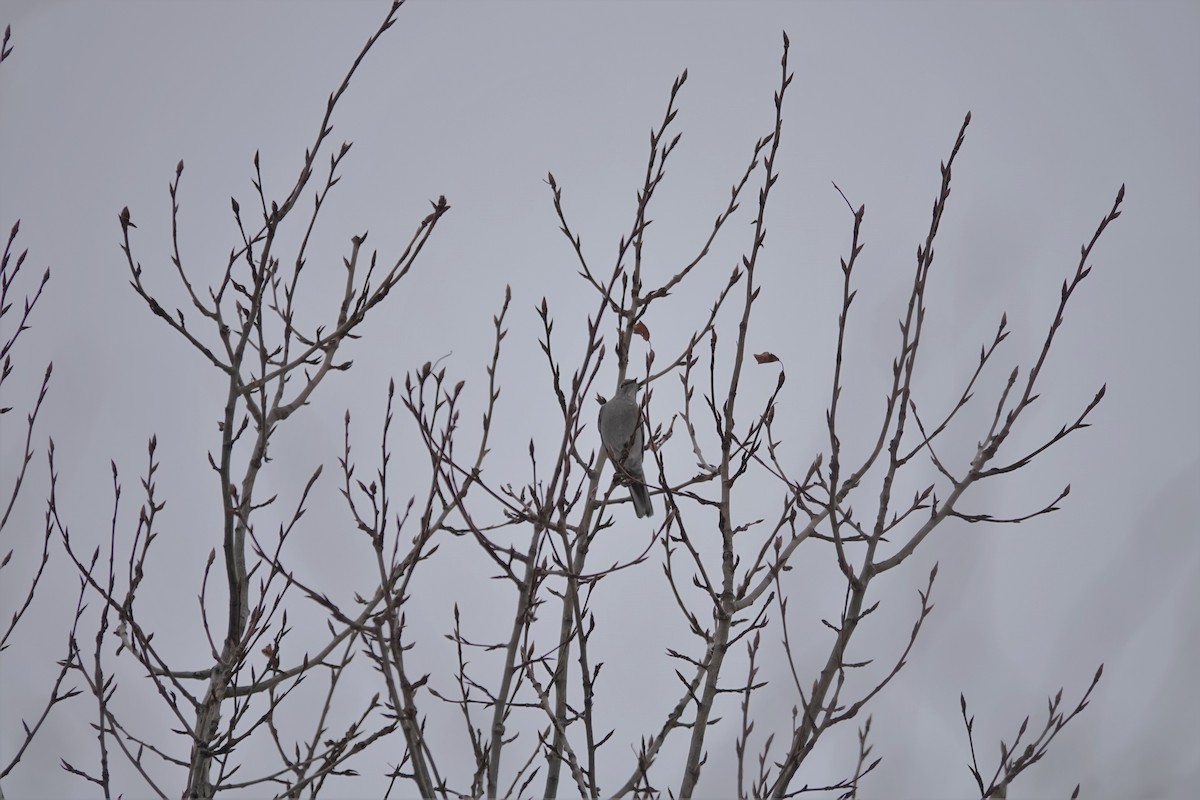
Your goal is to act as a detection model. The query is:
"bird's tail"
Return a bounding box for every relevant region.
[630,481,654,518]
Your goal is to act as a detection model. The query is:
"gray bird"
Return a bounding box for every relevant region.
[598,378,654,518]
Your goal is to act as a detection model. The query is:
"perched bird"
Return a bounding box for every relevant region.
[598,378,654,518]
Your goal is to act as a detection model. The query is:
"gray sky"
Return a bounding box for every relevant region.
[1,1,1198,798]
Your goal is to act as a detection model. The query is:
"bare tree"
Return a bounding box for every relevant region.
[4,3,1125,798]
[0,25,88,799]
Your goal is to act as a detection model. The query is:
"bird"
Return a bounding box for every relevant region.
[598,378,654,518]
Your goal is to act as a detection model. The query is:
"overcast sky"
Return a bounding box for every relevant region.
[1,1,1198,798]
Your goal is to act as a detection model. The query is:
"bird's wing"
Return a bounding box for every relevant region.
[599,398,637,454]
